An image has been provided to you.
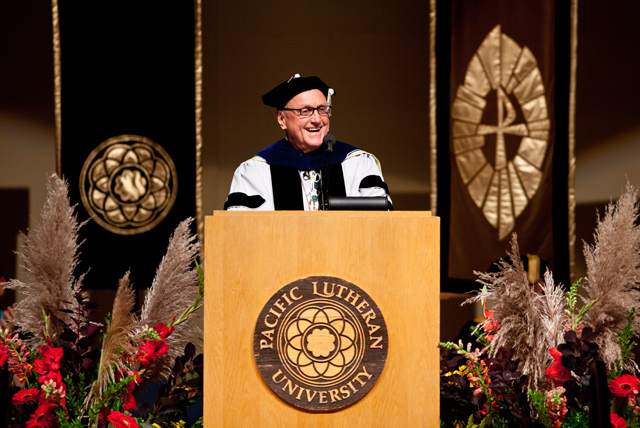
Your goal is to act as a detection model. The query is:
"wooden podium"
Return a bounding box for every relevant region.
[204,211,440,427]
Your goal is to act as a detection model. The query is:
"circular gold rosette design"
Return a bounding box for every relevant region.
[452,25,550,240]
[278,300,365,388]
[80,135,177,235]
[253,276,388,412]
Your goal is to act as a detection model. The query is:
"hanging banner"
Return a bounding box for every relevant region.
[53,1,203,289]
[433,0,575,292]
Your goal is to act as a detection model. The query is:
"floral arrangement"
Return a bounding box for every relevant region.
[0,175,204,428]
[440,183,640,427]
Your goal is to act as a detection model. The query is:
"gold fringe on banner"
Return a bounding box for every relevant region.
[194,0,204,249]
[429,0,438,215]
[52,0,61,175]
[568,0,578,283]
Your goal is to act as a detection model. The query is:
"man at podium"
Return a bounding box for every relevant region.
[224,74,392,211]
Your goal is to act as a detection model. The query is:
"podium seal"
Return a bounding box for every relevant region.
[253,276,388,412]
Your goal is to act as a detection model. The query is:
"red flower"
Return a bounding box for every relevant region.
[482,309,499,331]
[0,335,33,382]
[0,343,9,366]
[611,413,628,428]
[610,375,640,398]
[136,339,169,367]
[33,345,65,387]
[98,406,111,425]
[115,368,140,383]
[25,403,55,428]
[546,387,568,425]
[154,339,169,357]
[33,361,63,385]
[154,322,175,340]
[38,345,63,369]
[481,308,499,342]
[545,348,571,384]
[136,341,158,367]
[116,369,140,412]
[107,411,139,428]
[12,360,33,383]
[12,388,41,405]
[123,389,137,411]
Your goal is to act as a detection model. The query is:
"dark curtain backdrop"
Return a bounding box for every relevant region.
[56,1,198,289]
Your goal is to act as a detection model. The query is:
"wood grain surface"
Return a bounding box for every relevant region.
[204,211,440,427]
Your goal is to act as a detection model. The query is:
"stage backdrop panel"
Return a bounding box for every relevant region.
[53,1,203,289]
[432,0,576,293]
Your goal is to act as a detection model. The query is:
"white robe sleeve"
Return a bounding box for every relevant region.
[341,151,392,204]
[225,158,275,210]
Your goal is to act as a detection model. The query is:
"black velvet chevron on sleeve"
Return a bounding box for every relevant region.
[224,192,266,210]
[359,175,390,195]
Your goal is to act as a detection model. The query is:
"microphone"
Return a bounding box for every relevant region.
[323,134,335,152]
[321,134,336,210]
[319,134,390,211]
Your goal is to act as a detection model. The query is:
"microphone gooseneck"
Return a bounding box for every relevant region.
[321,134,336,210]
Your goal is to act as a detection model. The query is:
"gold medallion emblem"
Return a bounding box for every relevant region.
[254,276,388,412]
[79,135,177,235]
[452,25,550,240]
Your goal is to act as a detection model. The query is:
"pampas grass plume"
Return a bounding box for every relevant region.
[582,182,640,371]
[94,272,137,398]
[467,235,551,388]
[536,269,569,350]
[139,218,201,383]
[6,174,84,346]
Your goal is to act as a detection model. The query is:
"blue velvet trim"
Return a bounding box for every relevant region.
[255,139,358,170]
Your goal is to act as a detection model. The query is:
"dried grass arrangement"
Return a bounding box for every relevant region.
[441,183,640,427]
[1,174,204,428]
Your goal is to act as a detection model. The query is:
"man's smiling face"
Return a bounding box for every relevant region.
[277,89,330,154]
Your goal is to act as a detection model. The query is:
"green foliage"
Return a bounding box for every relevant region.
[439,341,457,350]
[614,307,638,378]
[474,415,492,427]
[482,415,505,428]
[561,410,589,427]
[61,373,91,421]
[627,416,640,428]
[87,371,137,427]
[527,390,551,428]
[566,279,580,312]
[441,415,491,428]
[102,312,112,341]
[566,278,581,330]
[55,407,86,428]
[566,278,599,330]
[51,373,93,426]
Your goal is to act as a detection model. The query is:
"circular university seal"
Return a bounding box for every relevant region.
[79,135,177,235]
[253,276,388,412]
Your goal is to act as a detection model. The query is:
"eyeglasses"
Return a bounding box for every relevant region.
[281,105,332,117]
